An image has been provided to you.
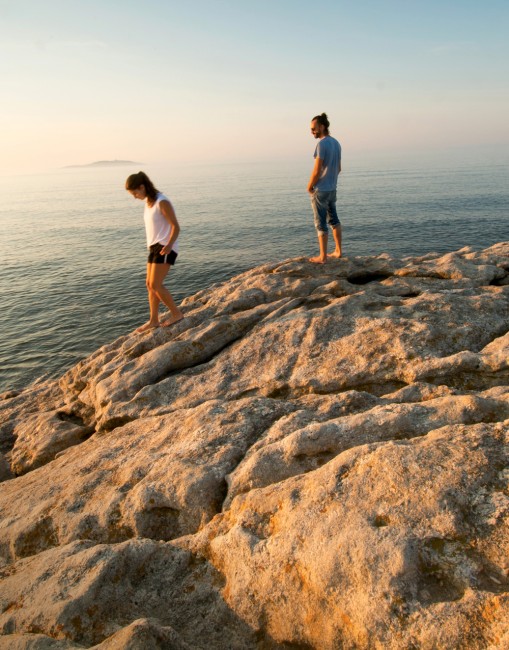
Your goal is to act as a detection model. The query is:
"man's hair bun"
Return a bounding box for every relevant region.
[312,112,330,130]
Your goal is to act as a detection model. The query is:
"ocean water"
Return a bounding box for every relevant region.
[1,150,508,392]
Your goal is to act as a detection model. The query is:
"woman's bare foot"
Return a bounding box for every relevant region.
[136,321,160,333]
[162,313,184,328]
[309,256,327,264]
[328,250,342,259]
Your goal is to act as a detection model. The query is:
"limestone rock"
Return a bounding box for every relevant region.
[0,539,269,649]
[10,409,94,476]
[0,634,82,649]
[0,398,291,565]
[90,618,193,649]
[223,393,509,506]
[186,420,509,649]
[0,243,508,648]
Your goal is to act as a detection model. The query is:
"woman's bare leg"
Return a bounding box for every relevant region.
[148,263,184,326]
[136,263,162,332]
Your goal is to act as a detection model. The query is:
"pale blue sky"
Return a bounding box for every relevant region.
[1,0,508,173]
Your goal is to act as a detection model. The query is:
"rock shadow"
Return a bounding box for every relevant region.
[0,539,313,649]
[347,272,393,285]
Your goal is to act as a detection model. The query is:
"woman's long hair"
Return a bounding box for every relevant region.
[125,171,159,203]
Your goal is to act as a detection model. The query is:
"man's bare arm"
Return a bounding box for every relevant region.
[307,157,323,194]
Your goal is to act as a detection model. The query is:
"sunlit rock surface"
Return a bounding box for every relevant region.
[1,243,508,649]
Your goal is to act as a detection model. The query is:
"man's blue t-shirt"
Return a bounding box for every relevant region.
[314,136,341,191]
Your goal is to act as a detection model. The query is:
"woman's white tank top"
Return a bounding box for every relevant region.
[143,193,179,252]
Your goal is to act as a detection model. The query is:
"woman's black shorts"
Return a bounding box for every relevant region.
[148,243,178,265]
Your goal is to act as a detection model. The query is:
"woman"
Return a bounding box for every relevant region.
[126,171,184,332]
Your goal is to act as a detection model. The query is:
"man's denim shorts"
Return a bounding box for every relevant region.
[310,190,340,234]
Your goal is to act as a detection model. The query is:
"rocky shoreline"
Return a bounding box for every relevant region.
[0,243,508,649]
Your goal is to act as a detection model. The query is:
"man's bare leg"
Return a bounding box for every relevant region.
[328,225,342,258]
[309,233,328,264]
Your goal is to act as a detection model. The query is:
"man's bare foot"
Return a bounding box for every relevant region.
[136,321,160,333]
[162,313,184,328]
[309,256,327,264]
[328,251,342,259]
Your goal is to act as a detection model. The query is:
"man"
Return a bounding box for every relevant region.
[307,112,342,263]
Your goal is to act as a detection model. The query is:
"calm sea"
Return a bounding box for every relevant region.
[1,150,508,392]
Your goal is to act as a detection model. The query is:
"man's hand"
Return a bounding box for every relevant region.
[307,157,322,195]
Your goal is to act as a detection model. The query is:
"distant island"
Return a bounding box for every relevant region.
[64,160,141,169]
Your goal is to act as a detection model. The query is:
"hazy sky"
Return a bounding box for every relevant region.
[1,0,508,173]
